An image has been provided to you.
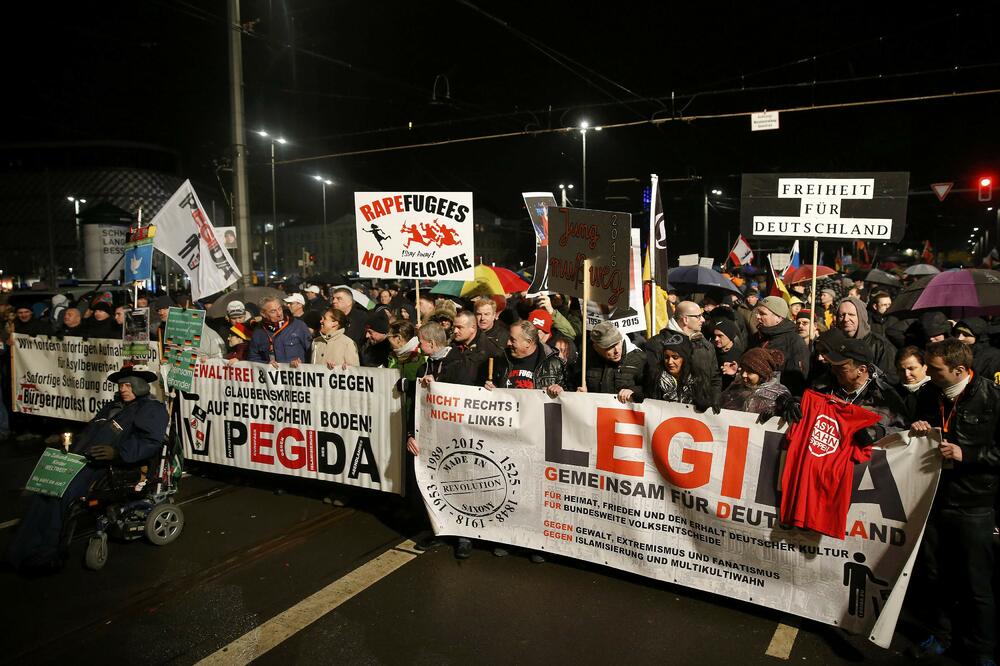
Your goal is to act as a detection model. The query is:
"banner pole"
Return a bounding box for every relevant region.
[581,258,591,384]
[648,174,658,338]
[487,357,494,383]
[415,280,421,327]
[809,239,819,334]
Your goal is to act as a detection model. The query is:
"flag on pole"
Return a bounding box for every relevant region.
[921,240,934,264]
[856,240,871,266]
[728,234,754,266]
[780,240,801,282]
[768,255,792,302]
[834,246,843,272]
[644,175,670,335]
[152,180,241,300]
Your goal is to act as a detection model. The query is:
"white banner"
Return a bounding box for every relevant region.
[152,180,241,300]
[354,192,475,280]
[175,360,405,494]
[12,333,161,421]
[415,383,939,645]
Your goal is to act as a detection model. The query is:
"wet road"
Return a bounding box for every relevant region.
[0,439,950,665]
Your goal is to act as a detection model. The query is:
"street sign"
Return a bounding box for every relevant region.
[931,182,953,202]
[740,172,909,242]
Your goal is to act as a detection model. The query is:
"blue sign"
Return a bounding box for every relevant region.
[125,240,155,283]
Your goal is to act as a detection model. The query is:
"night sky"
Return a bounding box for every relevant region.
[3,1,998,259]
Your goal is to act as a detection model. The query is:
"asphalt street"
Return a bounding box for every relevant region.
[0,436,962,666]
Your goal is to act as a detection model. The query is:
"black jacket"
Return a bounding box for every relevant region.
[755,319,811,394]
[416,347,478,386]
[914,373,1000,508]
[454,329,506,384]
[490,343,566,390]
[585,344,649,398]
[343,306,370,351]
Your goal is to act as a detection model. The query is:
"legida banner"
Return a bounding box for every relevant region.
[547,207,631,309]
[12,333,161,421]
[740,172,909,242]
[175,360,405,494]
[415,383,939,646]
[522,192,557,296]
[354,192,475,280]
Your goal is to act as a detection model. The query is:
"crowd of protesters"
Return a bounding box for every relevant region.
[3,267,1000,664]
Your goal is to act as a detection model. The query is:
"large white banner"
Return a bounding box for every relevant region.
[12,333,161,421]
[152,180,241,300]
[415,383,939,646]
[174,360,405,494]
[354,192,475,280]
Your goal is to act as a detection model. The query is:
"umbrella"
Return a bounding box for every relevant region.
[887,275,934,314]
[488,266,530,293]
[890,269,1000,317]
[865,268,901,288]
[430,265,525,298]
[667,266,742,296]
[207,287,285,318]
[430,280,464,297]
[332,285,374,310]
[783,265,836,285]
[904,264,941,277]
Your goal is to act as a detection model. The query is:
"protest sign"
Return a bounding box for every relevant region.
[13,334,161,421]
[122,307,153,364]
[740,173,910,242]
[547,207,631,310]
[25,449,89,498]
[152,180,241,300]
[415,384,938,646]
[354,192,475,280]
[586,229,646,334]
[522,192,557,296]
[124,225,156,284]
[175,360,404,494]
[163,307,205,392]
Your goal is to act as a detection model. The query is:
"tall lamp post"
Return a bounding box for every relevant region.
[67,196,86,273]
[255,130,286,273]
[312,175,333,229]
[578,121,601,208]
[558,183,574,207]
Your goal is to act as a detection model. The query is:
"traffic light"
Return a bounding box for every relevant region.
[980,176,993,202]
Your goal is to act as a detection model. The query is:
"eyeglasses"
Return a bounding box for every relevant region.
[682,313,704,319]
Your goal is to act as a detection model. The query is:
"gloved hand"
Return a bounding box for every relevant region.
[756,410,774,425]
[395,377,409,393]
[88,444,117,461]
[694,400,720,415]
[777,395,802,425]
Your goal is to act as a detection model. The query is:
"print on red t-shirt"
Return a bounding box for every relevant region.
[780,389,881,539]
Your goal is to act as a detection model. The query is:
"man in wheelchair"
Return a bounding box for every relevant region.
[7,366,168,573]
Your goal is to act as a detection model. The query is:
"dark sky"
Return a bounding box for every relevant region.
[3,1,998,258]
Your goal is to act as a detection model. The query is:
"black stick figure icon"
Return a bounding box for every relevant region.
[364,224,391,250]
[843,552,888,618]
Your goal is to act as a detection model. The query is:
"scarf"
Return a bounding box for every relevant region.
[942,374,971,400]
[394,336,420,358]
[902,376,931,394]
[430,346,451,361]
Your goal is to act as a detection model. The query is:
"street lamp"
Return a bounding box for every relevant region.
[255,129,287,271]
[558,183,574,206]
[312,175,333,229]
[578,121,601,208]
[67,196,86,272]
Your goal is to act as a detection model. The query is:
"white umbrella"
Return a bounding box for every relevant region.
[904,264,941,277]
[333,285,373,310]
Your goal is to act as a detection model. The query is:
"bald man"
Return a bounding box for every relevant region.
[645,300,721,404]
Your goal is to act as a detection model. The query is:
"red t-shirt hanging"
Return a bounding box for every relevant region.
[780,389,881,539]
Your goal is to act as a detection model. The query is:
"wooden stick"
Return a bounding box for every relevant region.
[415,279,421,327]
[809,239,819,334]
[487,357,494,383]
[581,258,591,384]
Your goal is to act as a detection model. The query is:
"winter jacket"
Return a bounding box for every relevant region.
[754,318,810,394]
[585,338,649,398]
[416,347,478,386]
[913,373,1000,508]
[839,296,898,384]
[811,368,909,438]
[454,329,506,384]
[957,318,1000,385]
[647,322,722,401]
[343,305,370,351]
[719,377,790,416]
[311,328,360,367]
[248,318,313,363]
[360,338,393,368]
[490,343,567,390]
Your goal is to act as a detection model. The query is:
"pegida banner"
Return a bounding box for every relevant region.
[174,360,405,494]
[415,382,939,646]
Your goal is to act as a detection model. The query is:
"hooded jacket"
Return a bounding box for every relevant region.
[955,317,1000,385]
[754,318,810,394]
[838,296,898,384]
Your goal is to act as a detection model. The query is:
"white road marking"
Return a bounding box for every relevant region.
[765,622,799,660]
[195,539,420,665]
[0,518,20,531]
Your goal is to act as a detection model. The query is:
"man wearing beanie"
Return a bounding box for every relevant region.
[710,318,744,369]
[953,318,1000,384]
[752,296,810,394]
[82,301,120,339]
[835,297,898,384]
[361,310,393,368]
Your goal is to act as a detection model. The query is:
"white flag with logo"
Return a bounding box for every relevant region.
[152,180,241,300]
[728,234,755,266]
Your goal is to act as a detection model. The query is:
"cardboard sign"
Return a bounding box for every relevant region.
[547,207,631,309]
[123,307,153,364]
[354,192,475,280]
[740,172,909,242]
[26,449,89,497]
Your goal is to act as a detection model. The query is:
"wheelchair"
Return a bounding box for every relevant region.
[66,435,185,571]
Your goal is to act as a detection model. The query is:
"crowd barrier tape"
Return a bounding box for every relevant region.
[415,382,940,646]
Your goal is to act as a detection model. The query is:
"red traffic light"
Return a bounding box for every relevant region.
[309,254,316,262]
[980,176,994,202]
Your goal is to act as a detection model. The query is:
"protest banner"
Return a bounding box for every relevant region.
[12,333,161,421]
[124,224,156,285]
[25,449,89,498]
[354,192,475,280]
[415,383,939,646]
[152,180,241,300]
[522,192,557,296]
[547,207,631,310]
[740,172,909,242]
[175,360,405,494]
[586,228,646,334]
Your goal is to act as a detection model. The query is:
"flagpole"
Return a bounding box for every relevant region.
[809,240,819,336]
[648,174,658,338]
